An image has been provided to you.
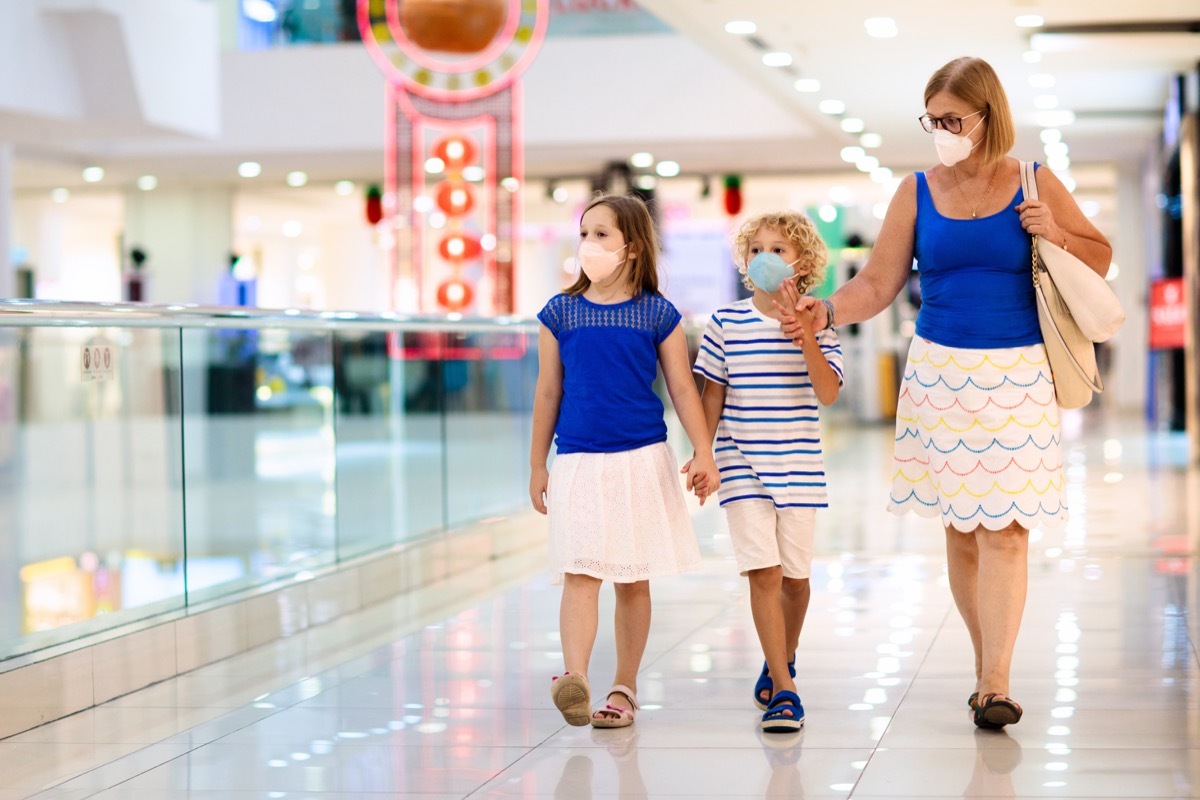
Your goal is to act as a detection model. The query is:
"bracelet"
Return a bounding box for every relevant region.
[821,298,835,330]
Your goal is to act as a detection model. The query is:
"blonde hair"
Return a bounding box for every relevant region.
[732,211,828,295]
[923,57,1015,165]
[565,193,661,297]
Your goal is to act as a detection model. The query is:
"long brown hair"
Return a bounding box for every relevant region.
[923,57,1015,165]
[565,193,661,297]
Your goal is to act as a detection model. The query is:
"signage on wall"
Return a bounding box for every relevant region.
[1149,277,1186,350]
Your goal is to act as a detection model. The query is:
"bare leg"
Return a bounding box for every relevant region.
[945,527,983,693]
[780,576,810,661]
[749,566,796,700]
[560,572,602,677]
[976,522,1028,698]
[607,580,651,707]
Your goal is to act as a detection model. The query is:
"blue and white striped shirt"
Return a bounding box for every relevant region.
[693,299,843,508]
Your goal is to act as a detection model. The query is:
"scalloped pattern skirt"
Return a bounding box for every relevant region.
[887,337,1067,532]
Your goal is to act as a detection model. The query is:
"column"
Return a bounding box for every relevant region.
[0,145,12,299]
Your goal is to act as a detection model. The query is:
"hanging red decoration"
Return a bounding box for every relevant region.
[437,233,483,262]
[365,184,383,225]
[433,136,478,171]
[400,0,506,54]
[436,277,474,311]
[435,179,475,216]
[723,174,742,216]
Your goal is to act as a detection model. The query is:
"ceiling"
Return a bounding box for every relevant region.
[633,0,1199,179]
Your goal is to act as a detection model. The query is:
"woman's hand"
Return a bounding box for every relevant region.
[1015,197,1066,247]
[530,465,549,514]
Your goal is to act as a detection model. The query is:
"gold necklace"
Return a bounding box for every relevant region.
[951,162,999,218]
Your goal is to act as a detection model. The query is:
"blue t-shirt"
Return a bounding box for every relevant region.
[537,292,681,454]
[913,166,1043,349]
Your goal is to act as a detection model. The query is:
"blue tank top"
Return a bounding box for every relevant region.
[913,167,1042,349]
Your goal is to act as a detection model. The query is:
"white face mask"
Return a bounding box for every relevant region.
[933,114,986,167]
[577,241,627,283]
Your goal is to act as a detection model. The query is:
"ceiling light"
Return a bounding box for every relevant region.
[864,17,898,38]
[828,186,855,205]
[82,166,104,183]
[501,177,520,192]
[762,52,793,67]
[425,157,445,174]
[552,186,568,203]
[51,188,69,203]
[856,156,880,172]
[1016,14,1044,28]
[137,175,158,191]
[286,171,308,187]
[655,160,681,177]
[282,220,303,238]
[1062,175,1077,192]
[1040,129,1063,144]
[840,146,865,163]
[818,205,838,223]
[819,100,846,115]
[242,0,278,23]
[1030,73,1056,89]
[1036,110,1075,127]
[413,195,434,212]
[334,180,355,195]
[630,152,654,168]
[793,78,820,93]
[841,118,865,133]
[238,161,262,178]
[634,174,657,190]
[860,133,883,148]
[1044,141,1069,159]
[1047,154,1070,171]
[462,166,485,182]
[724,20,756,35]
[1034,94,1059,109]
[1023,50,1043,63]
[871,167,893,183]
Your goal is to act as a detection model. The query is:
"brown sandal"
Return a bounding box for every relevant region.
[974,693,1022,729]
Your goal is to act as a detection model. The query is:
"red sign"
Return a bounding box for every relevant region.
[1149,277,1187,350]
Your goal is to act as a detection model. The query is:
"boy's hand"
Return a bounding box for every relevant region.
[684,453,720,505]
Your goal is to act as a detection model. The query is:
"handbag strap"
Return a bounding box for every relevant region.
[1019,161,1042,288]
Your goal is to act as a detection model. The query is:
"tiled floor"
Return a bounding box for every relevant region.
[2,410,1197,799]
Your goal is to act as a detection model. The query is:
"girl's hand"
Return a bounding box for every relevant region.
[684,452,720,506]
[530,465,550,514]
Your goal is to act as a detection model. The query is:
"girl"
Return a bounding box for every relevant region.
[530,193,720,729]
[691,210,843,733]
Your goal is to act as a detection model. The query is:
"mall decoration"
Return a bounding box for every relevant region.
[364,184,383,224]
[723,174,743,216]
[358,0,549,314]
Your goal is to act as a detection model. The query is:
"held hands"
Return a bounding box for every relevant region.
[774,280,824,347]
[680,452,720,506]
[529,465,549,514]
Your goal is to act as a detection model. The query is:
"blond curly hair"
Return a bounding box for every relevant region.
[732,211,828,295]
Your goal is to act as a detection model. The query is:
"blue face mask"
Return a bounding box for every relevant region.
[746,252,802,292]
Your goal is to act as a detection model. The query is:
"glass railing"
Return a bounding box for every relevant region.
[0,301,537,662]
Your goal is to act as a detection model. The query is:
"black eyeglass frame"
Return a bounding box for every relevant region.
[918,110,984,134]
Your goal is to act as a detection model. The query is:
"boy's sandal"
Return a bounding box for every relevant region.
[591,684,638,728]
[754,656,797,711]
[760,690,805,733]
[973,693,1023,730]
[551,672,592,727]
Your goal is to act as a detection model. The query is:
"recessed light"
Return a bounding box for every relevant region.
[856,156,880,172]
[725,20,756,35]
[238,161,262,178]
[286,171,308,187]
[425,157,445,174]
[1016,14,1044,28]
[630,152,654,168]
[864,17,897,38]
[655,160,681,178]
[841,118,865,133]
[634,174,657,190]
[794,78,820,93]
[820,100,846,115]
[51,188,70,203]
[762,52,793,67]
[1040,129,1063,144]
[860,133,883,148]
[334,180,355,195]
[137,175,158,191]
[1034,94,1059,110]
[1029,73,1056,89]
[840,146,865,163]
[82,166,104,183]
[1037,110,1076,127]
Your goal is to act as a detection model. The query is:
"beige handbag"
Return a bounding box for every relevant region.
[1018,161,1122,409]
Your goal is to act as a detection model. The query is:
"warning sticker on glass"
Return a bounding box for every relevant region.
[81,345,115,382]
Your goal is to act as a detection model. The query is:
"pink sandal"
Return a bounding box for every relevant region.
[551,672,591,727]
[591,684,638,728]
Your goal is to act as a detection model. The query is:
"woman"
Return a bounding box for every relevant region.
[781,56,1111,729]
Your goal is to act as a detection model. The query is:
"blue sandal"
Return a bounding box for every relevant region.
[761,690,805,733]
[753,656,796,711]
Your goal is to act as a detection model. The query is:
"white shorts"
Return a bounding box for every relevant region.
[723,500,816,579]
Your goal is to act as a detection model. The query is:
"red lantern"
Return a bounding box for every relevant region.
[436,277,474,311]
[433,136,478,171]
[365,185,383,225]
[435,180,475,216]
[723,175,742,216]
[438,233,483,262]
[400,0,506,54]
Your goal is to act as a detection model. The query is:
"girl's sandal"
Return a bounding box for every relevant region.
[551,672,592,727]
[591,684,638,728]
[973,693,1023,729]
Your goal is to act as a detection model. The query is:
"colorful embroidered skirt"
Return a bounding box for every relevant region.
[887,337,1067,532]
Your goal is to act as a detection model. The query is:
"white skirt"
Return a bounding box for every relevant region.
[888,337,1067,532]
[547,441,701,584]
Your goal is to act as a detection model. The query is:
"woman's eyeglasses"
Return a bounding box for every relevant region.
[918,110,983,134]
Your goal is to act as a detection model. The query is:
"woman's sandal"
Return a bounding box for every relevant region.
[968,691,979,711]
[551,672,592,727]
[973,693,1023,730]
[754,656,797,711]
[761,690,805,733]
[591,684,638,729]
